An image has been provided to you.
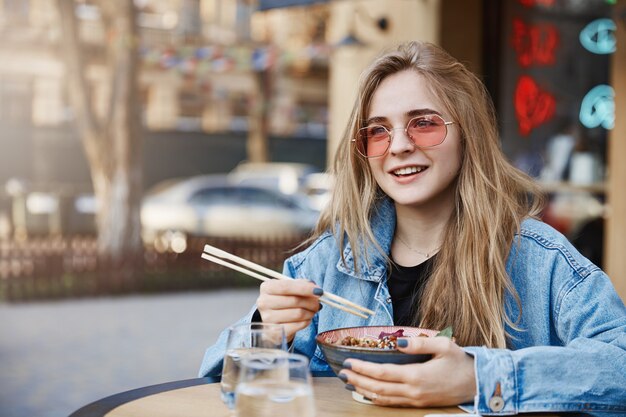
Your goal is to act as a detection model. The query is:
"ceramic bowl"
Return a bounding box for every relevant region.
[315,325,438,377]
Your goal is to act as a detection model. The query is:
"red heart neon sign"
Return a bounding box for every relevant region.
[519,0,555,7]
[514,75,556,136]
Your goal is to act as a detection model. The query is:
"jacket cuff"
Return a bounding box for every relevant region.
[463,346,518,415]
[251,308,262,323]
[251,308,296,351]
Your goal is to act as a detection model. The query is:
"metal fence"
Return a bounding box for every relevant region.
[0,235,307,302]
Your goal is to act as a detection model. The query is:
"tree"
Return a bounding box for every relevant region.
[57,0,143,262]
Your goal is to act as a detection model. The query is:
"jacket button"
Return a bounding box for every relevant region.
[386,296,392,303]
[488,395,505,412]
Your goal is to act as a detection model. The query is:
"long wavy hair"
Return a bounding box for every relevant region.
[311,41,545,348]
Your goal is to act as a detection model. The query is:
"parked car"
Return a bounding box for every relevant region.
[140,174,320,247]
[4,179,98,236]
[228,162,320,196]
[302,172,333,211]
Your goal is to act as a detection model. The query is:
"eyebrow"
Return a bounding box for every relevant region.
[365,108,442,126]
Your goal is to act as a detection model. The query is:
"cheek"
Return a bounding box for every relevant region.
[368,159,384,177]
[441,141,463,175]
[448,151,462,176]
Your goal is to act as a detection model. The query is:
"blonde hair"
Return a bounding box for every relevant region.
[312,41,545,348]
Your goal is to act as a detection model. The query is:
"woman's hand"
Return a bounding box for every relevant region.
[338,336,476,407]
[256,279,323,342]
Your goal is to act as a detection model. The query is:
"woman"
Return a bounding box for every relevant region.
[199,41,626,415]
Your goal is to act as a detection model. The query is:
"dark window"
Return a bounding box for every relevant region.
[189,187,233,205]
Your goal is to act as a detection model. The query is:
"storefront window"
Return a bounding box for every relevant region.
[485,0,616,265]
[494,0,614,187]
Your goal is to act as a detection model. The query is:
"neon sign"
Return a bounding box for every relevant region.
[514,75,556,136]
[512,18,559,67]
[518,0,555,7]
[579,85,614,129]
[579,19,616,54]
[511,1,615,138]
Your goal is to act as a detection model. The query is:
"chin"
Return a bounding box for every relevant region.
[388,193,431,207]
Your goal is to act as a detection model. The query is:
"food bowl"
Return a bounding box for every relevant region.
[315,326,438,377]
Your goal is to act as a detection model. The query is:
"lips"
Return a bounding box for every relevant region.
[391,165,428,177]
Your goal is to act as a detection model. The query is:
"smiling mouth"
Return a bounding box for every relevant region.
[392,166,427,177]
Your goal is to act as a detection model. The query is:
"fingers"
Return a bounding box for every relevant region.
[341,360,406,383]
[255,279,323,340]
[260,306,318,324]
[341,370,404,394]
[259,279,322,297]
[342,373,426,407]
[257,279,322,309]
[358,390,419,408]
[282,321,312,337]
[339,356,429,405]
[257,293,320,312]
[396,335,456,356]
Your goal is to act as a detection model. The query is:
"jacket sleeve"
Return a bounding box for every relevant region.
[198,237,338,377]
[197,305,257,377]
[281,256,321,360]
[462,269,626,415]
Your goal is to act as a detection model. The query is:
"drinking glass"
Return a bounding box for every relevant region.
[235,352,315,417]
[220,322,287,409]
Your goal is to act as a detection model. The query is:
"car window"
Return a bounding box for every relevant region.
[189,187,235,205]
[236,177,281,189]
[238,187,297,209]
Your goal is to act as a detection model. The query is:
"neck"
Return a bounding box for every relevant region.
[393,198,453,251]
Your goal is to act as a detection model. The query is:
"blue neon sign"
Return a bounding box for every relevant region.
[579,19,616,54]
[579,85,614,130]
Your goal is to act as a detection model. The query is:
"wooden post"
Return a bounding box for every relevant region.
[605,0,626,301]
[247,70,269,163]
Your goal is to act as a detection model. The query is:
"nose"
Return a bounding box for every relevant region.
[387,127,415,155]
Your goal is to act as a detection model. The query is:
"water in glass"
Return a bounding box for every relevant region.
[221,347,286,407]
[219,323,287,409]
[235,352,315,417]
[236,380,314,417]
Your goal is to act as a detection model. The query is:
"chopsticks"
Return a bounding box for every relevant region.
[201,244,375,319]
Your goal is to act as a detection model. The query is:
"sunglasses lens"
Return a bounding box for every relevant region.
[406,115,447,147]
[355,115,449,158]
[357,126,389,157]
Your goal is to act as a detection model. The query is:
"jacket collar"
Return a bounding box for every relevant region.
[336,196,396,282]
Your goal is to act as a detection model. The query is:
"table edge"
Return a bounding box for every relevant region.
[68,377,218,417]
[68,371,337,417]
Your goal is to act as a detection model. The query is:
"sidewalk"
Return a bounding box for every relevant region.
[0,289,258,417]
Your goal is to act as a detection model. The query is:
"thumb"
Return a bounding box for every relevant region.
[396,335,451,355]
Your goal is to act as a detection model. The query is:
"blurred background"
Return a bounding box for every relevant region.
[0,0,624,416]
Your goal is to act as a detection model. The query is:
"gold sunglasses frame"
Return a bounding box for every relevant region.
[351,114,455,158]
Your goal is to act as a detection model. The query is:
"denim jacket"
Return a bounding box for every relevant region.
[199,197,626,415]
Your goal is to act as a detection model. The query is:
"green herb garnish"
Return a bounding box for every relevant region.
[435,326,453,338]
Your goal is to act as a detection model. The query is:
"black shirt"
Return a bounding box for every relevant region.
[388,256,435,326]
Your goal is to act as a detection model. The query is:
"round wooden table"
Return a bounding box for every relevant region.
[70,375,465,417]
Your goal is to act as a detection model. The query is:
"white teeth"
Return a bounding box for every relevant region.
[393,166,424,176]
